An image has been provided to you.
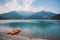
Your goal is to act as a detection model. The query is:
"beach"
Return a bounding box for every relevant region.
[0,32,47,40]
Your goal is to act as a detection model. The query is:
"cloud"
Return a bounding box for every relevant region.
[0,0,11,5]
[16,0,34,12]
[0,0,20,14]
[16,0,46,12]
[0,0,34,13]
[0,0,59,14]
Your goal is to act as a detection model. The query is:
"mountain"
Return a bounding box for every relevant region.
[18,11,33,18]
[0,11,34,19]
[26,11,56,19]
[0,11,23,19]
[0,16,7,19]
[52,14,60,20]
[0,11,56,19]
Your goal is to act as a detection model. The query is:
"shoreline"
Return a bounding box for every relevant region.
[0,32,47,40]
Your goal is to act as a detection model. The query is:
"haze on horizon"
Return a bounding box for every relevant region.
[0,0,60,14]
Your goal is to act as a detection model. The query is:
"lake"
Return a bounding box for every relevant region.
[0,20,60,39]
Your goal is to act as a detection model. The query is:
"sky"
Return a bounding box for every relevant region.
[0,0,60,14]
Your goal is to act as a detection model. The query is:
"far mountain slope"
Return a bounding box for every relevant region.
[26,11,56,19]
[0,11,23,19]
[51,14,60,20]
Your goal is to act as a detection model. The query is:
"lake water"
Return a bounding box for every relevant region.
[0,20,60,38]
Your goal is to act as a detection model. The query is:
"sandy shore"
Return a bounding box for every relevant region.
[0,32,60,40]
[0,32,48,40]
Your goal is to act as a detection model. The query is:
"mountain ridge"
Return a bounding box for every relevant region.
[52,14,60,20]
[0,11,56,19]
[26,11,56,19]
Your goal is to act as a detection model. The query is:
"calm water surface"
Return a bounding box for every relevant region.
[0,20,60,38]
